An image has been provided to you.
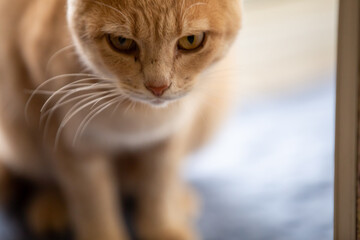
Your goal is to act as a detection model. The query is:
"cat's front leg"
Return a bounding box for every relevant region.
[55,152,129,240]
[128,140,199,240]
[136,181,199,240]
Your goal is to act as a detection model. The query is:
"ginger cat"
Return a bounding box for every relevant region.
[0,0,241,239]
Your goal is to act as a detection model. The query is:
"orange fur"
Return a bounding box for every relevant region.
[0,0,241,239]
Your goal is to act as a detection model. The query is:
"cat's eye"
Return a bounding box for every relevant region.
[178,33,205,51]
[107,35,137,53]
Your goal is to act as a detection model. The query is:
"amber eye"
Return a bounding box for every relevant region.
[178,33,205,51]
[107,35,137,53]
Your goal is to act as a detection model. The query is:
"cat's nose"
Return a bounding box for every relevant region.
[145,83,170,97]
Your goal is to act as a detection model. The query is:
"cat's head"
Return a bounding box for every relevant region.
[67,0,241,107]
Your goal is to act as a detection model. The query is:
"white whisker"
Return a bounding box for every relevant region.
[41,91,108,129]
[74,97,123,145]
[43,92,110,140]
[123,100,134,115]
[25,73,103,122]
[54,92,120,148]
[41,78,113,113]
[46,81,115,114]
[110,100,123,117]
[42,91,105,122]
[60,92,119,129]
[131,101,137,112]
[89,89,116,109]
[24,89,71,95]
[46,45,76,72]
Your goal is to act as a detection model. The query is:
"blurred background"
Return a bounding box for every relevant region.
[185,0,337,239]
[0,0,338,239]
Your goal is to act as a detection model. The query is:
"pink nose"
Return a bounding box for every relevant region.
[145,84,170,97]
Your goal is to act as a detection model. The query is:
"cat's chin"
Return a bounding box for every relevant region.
[126,93,187,108]
[148,99,170,108]
[128,96,172,108]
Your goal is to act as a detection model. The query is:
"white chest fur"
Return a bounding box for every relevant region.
[61,97,199,151]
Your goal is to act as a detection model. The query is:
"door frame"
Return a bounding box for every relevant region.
[334,0,360,239]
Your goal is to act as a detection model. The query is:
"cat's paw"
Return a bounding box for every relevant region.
[137,223,199,240]
[142,228,198,240]
[26,189,70,236]
[0,162,17,205]
[182,186,200,219]
[136,185,200,240]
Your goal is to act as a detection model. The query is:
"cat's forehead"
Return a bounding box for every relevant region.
[69,0,241,41]
[94,0,212,39]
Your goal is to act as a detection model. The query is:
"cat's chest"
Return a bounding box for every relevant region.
[65,101,196,150]
[88,113,181,149]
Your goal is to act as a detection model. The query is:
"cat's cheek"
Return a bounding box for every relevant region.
[181,52,214,76]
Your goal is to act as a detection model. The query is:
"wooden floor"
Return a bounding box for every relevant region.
[232,0,338,98]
